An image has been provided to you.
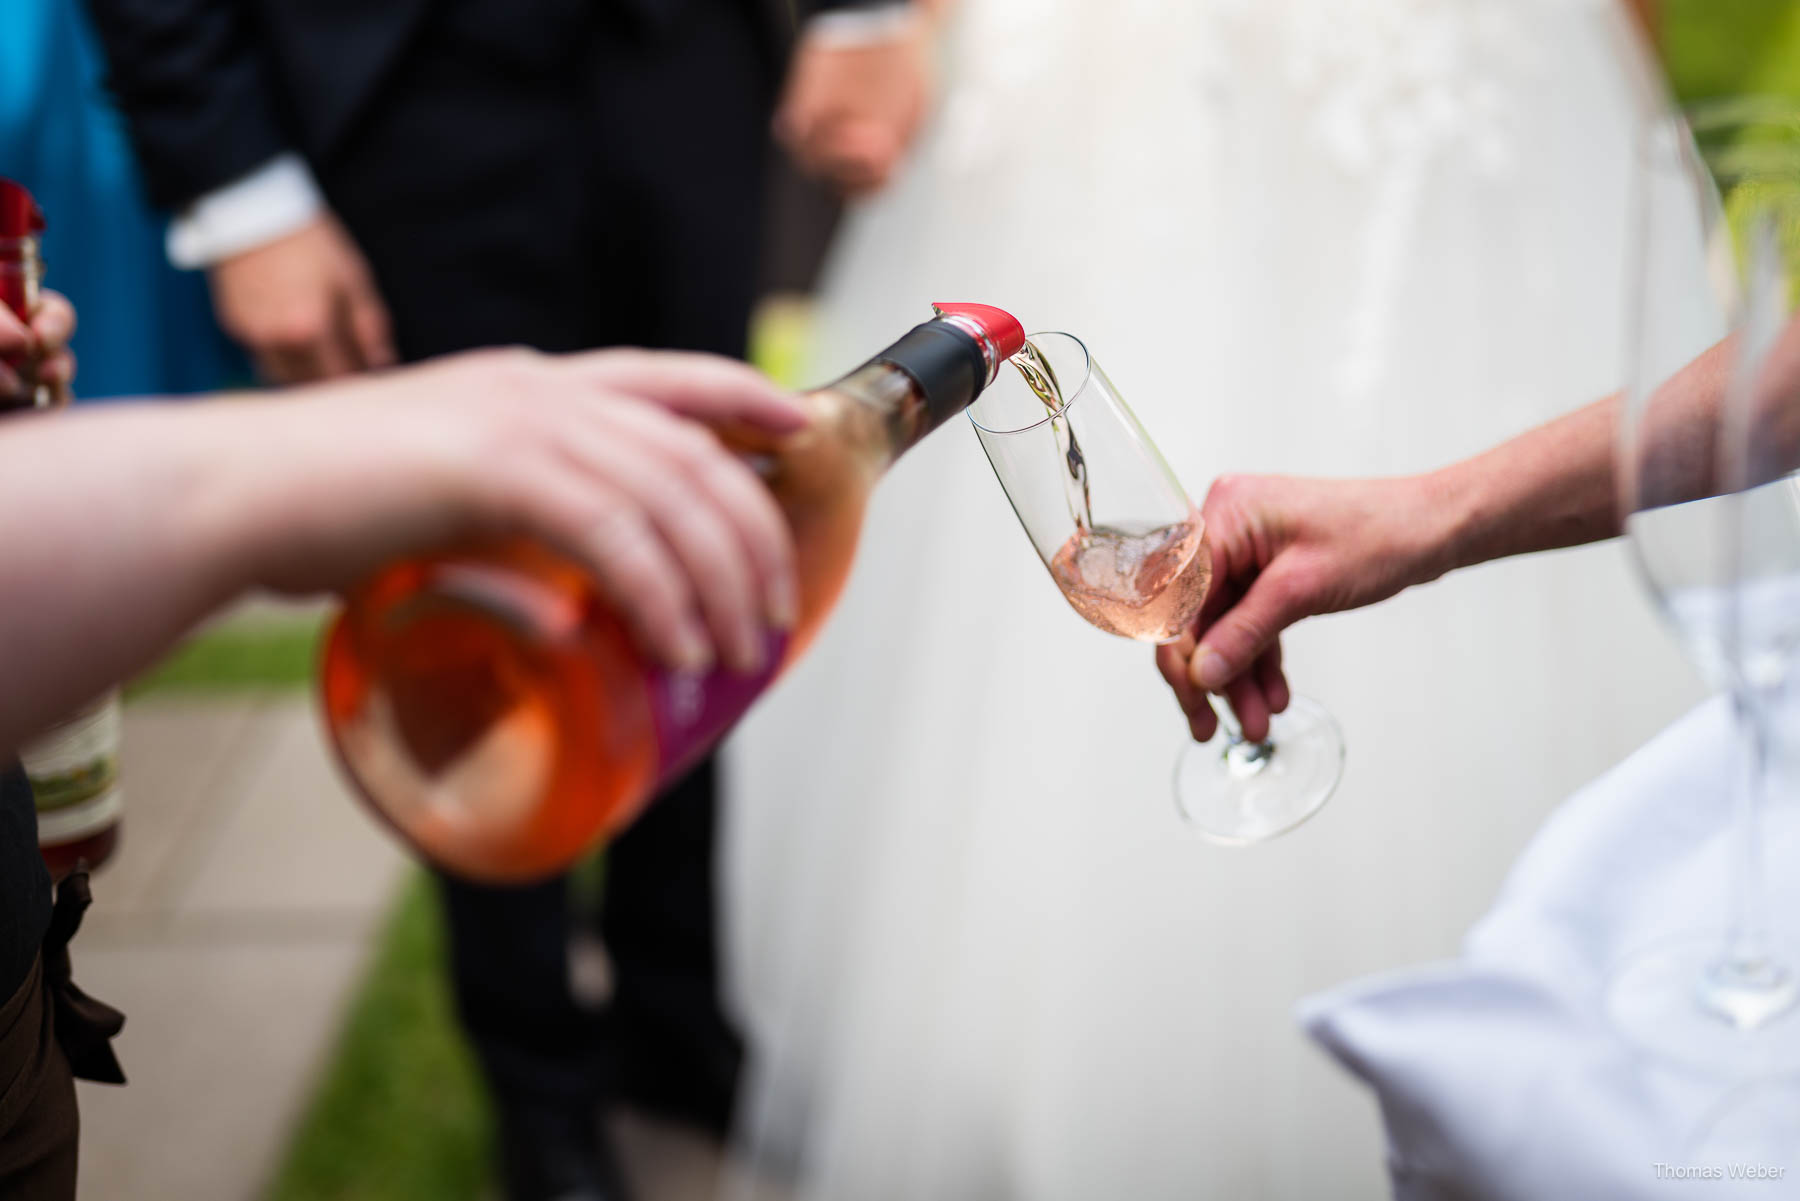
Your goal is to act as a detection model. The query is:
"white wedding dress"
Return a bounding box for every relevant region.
[724,2,1703,1197]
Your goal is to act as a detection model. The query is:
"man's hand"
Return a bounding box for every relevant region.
[241,349,806,674]
[1155,474,1455,742]
[208,214,397,384]
[776,13,933,198]
[0,289,76,407]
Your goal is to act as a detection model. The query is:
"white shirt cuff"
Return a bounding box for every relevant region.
[803,4,918,48]
[165,153,325,270]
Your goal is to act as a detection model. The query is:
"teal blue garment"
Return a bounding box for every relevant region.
[0,0,243,400]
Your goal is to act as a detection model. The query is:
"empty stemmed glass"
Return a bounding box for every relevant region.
[968,331,1344,844]
[1609,98,1800,1073]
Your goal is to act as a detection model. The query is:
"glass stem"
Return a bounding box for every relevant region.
[1697,686,1797,1031]
[1727,689,1773,969]
[1206,694,1274,763]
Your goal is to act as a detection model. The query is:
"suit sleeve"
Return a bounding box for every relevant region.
[803,0,911,15]
[81,0,293,211]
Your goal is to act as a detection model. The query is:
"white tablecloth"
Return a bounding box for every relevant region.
[1300,697,1800,1200]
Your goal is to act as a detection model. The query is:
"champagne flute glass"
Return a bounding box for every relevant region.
[968,331,1344,844]
[1609,98,1800,1074]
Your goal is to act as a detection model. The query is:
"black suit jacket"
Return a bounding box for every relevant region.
[85,0,896,211]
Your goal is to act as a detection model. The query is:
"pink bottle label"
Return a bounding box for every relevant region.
[647,631,789,782]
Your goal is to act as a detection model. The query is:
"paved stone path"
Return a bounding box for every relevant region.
[74,694,404,1200]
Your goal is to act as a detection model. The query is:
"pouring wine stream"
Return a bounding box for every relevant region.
[1006,337,1213,644]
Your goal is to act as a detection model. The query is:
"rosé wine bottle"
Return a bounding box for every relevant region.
[322,303,1025,882]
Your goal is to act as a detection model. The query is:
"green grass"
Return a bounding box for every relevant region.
[264,874,494,1201]
[127,618,325,698]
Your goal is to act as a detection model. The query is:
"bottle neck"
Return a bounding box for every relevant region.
[818,317,997,471]
[875,318,995,431]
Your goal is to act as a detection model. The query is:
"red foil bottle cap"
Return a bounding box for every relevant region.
[932,301,1025,360]
[0,180,45,239]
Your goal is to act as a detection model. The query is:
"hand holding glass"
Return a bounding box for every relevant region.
[969,332,1344,843]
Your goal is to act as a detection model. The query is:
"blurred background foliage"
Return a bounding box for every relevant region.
[1662,0,1800,103]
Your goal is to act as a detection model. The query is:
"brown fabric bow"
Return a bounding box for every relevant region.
[41,872,125,1085]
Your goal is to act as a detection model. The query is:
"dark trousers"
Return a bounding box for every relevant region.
[317,0,774,1129]
[0,958,78,1201]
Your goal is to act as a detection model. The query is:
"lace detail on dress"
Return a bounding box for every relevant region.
[1229,0,1578,401]
[1268,0,1560,178]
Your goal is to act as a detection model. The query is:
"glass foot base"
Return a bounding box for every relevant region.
[1607,933,1800,1077]
[1173,695,1345,845]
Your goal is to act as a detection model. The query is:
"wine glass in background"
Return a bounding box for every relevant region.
[968,331,1344,845]
[1610,98,1800,1073]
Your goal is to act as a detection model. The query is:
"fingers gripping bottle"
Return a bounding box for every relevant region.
[322,302,1025,882]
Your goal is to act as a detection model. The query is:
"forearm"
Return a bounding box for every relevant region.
[0,348,809,753]
[1425,392,1623,574]
[1425,335,1736,576]
[0,402,275,752]
[0,371,497,756]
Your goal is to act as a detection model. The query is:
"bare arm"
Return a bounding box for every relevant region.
[0,401,267,748]
[1437,333,1759,569]
[1431,392,1625,571]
